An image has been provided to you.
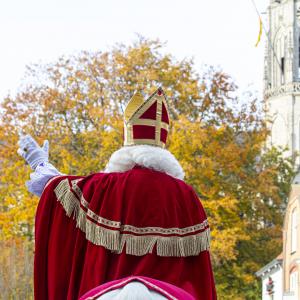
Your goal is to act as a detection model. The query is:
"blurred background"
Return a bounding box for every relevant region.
[1,1,290,299]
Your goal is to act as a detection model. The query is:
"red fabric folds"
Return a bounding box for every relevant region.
[34,167,216,300]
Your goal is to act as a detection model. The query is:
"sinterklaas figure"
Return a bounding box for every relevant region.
[18,88,217,300]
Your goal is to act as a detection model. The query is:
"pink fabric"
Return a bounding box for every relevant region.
[80,276,195,300]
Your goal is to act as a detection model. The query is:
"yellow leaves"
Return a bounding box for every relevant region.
[0,131,38,240]
[210,227,241,263]
[0,38,295,297]
[204,195,246,265]
[0,238,33,298]
[168,108,291,288]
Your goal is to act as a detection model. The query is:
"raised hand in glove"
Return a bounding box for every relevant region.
[17,134,49,170]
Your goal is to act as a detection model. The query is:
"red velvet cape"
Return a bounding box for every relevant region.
[34,166,216,300]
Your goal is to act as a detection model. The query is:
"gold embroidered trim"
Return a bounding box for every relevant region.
[133,119,169,130]
[72,179,208,236]
[155,94,163,144]
[54,179,210,257]
[71,179,121,228]
[121,221,208,236]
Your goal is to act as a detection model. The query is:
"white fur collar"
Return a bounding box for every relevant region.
[104,145,185,180]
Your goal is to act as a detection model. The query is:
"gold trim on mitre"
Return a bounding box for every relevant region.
[124,91,144,123]
[124,88,170,148]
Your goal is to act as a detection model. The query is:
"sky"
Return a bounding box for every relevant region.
[0,0,269,100]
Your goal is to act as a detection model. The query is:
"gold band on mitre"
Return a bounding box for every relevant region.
[124,88,170,148]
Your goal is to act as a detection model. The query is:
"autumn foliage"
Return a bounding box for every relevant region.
[0,38,294,299]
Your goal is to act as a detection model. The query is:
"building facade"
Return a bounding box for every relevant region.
[282,183,300,299]
[265,0,300,159]
[257,0,300,299]
[257,183,300,299]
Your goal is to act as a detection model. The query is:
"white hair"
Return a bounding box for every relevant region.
[97,281,167,300]
[104,145,184,180]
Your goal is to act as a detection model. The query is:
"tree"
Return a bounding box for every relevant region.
[0,38,294,299]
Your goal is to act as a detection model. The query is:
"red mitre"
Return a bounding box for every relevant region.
[124,88,170,148]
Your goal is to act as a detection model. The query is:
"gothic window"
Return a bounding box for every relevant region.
[281,57,285,85]
[298,120,300,155]
[291,208,297,253]
[298,35,300,77]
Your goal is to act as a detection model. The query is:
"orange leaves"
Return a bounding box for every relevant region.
[0,38,295,298]
[0,238,33,298]
[168,96,293,296]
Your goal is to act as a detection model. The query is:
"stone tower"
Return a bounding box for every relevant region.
[265,0,300,160]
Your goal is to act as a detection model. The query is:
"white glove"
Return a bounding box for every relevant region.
[17,134,49,170]
[26,162,62,196]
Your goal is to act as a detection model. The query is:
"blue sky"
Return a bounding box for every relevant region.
[0,0,268,99]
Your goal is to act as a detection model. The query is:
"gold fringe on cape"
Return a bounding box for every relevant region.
[54,178,210,257]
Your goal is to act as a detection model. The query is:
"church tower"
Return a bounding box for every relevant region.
[265,0,300,160]
[256,3,300,298]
